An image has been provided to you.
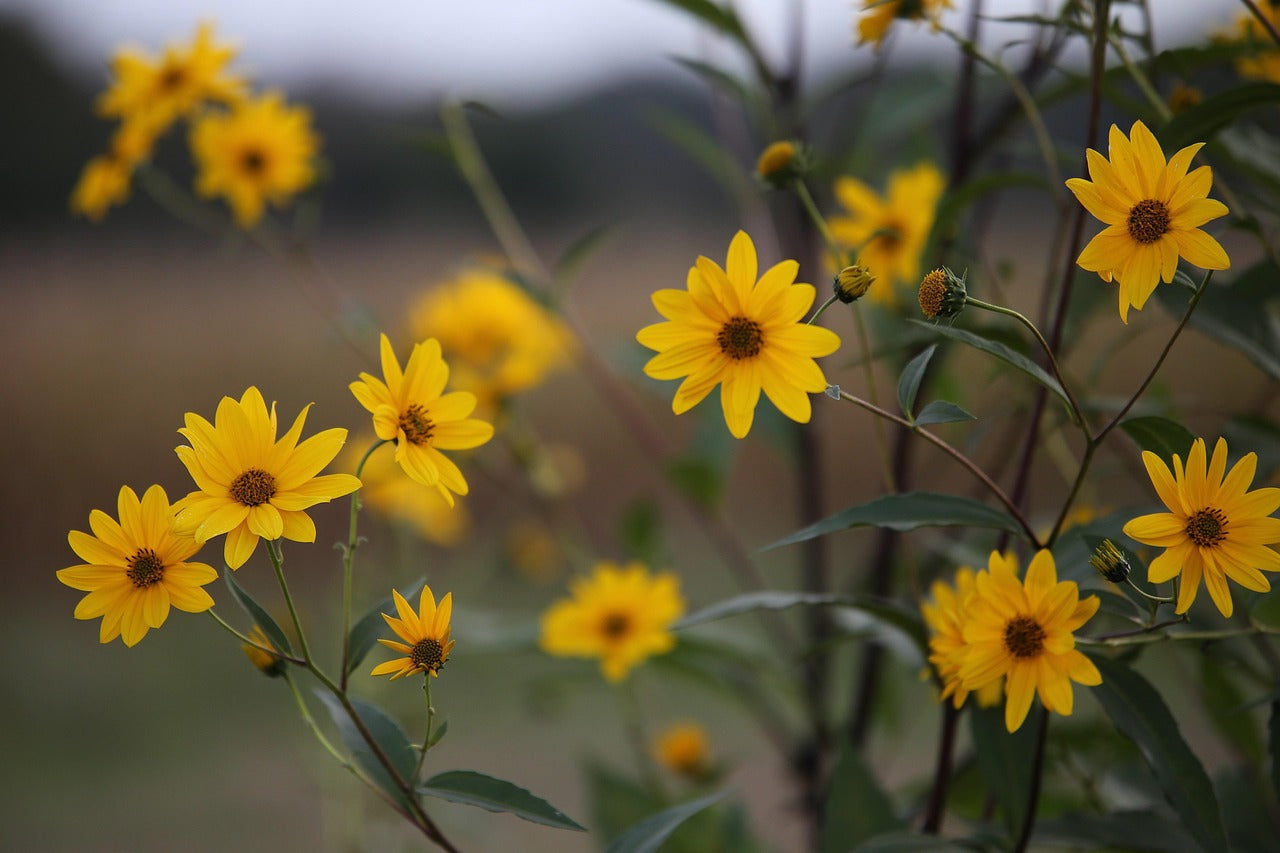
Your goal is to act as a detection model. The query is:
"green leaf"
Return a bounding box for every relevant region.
[552,225,613,293]
[426,718,449,748]
[1199,655,1261,760]
[1249,591,1280,632]
[314,691,417,808]
[1158,82,1280,150]
[909,320,1071,411]
[604,790,728,853]
[1033,810,1200,853]
[346,577,426,676]
[969,703,1038,836]
[1217,765,1279,853]
[646,109,749,199]
[651,0,747,41]
[913,400,975,427]
[1157,259,1280,381]
[667,457,724,509]
[1089,655,1229,852]
[419,770,586,832]
[762,491,1023,552]
[897,345,936,419]
[223,567,293,656]
[821,745,904,852]
[1120,416,1194,464]
[670,56,754,105]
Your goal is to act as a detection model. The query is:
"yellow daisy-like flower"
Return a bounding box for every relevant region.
[190,90,320,227]
[958,550,1102,732]
[69,122,156,221]
[174,386,362,570]
[56,485,217,647]
[1066,121,1230,323]
[635,230,841,439]
[921,560,1005,710]
[856,1,953,48]
[539,561,685,682]
[343,435,470,547]
[409,269,576,413]
[829,162,945,299]
[371,586,455,679]
[349,334,495,505]
[96,22,246,135]
[1123,437,1280,618]
[653,723,713,779]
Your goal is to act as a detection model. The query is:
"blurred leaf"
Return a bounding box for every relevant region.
[1225,414,1280,480]
[427,718,449,748]
[1249,592,1280,632]
[762,492,1023,552]
[223,567,293,656]
[586,761,665,840]
[1156,259,1280,381]
[909,321,1071,411]
[914,400,976,427]
[897,345,936,419]
[604,790,728,853]
[1089,655,1229,851]
[346,577,426,676]
[1159,82,1280,150]
[821,745,904,852]
[928,172,1051,256]
[419,770,585,831]
[667,457,724,509]
[969,704,1038,836]
[647,109,748,199]
[852,833,972,852]
[1216,765,1278,853]
[553,224,613,293]
[1120,416,1195,464]
[651,0,747,42]
[1199,655,1262,760]
[619,499,665,567]
[315,691,417,809]
[670,56,755,106]
[1033,810,1199,853]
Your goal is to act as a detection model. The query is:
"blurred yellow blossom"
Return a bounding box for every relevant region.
[69,122,155,221]
[921,560,1005,710]
[653,723,713,780]
[856,0,953,47]
[345,436,470,547]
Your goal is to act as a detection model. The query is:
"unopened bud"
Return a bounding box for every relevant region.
[834,264,876,304]
[242,626,287,677]
[918,267,967,319]
[755,140,804,186]
[1090,539,1131,584]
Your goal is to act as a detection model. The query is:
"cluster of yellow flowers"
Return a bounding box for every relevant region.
[71,22,319,227]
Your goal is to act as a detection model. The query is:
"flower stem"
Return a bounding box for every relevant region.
[340,439,387,690]
[206,609,306,665]
[1124,576,1174,604]
[921,701,960,833]
[413,676,436,784]
[1013,707,1050,853]
[793,179,845,268]
[267,540,316,665]
[807,293,840,325]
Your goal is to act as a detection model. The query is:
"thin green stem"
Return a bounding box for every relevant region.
[340,439,388,689]
[1079,625,1277,647]
[1108,33,1172,122]
[413,676,436,783]
[267,540,316,665]
[793,179,844,268]
[852,305,897,493]
[1125,576,1174,604]
[618,680,663,796]
[965,296,1087,430]
[837,390,1040,546]
[808,293,840,325]
[206,609,306,665]
[284,671,351,767]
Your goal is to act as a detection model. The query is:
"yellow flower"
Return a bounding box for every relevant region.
[653,723,712,779]
[350,334,495,505]
[958,550,1101,732]
[540,561,685,682]
[856,0,953,47]
[921,560,1005,710]
[829,162,945,299]
[190,91,320,227]
[173,387,361,570]
[241,626,287,677]
[409,269,575,412]
[1123,437,1280,618]
[96,22,246,135]
[344,435,470,547]
[636,231,841,439]
[56,485,217,647]
[69,123,155,221]
[371,586,455,679]
[1066,121,1230,323]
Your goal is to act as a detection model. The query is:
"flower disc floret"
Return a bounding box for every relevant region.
[173,387,361,570]
[1123,437,1280,617]
[636,231,841,439]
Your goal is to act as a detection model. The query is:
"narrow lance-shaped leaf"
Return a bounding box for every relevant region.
[908,320,1071,411]
[314,691,418,809]
[913,400,975,427]
[419,770,586,832]
[223,567,293,656]
[1120,416,1194,465]
[821,745,904,852]
[1159,82,1280,150]
[1089,655,1229,851]
[604,790,728,853]
[897,345,936,419]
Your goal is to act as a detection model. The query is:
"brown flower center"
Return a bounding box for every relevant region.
[399,403,435,446]
[1126,199,1171,244]
[1185,507,1228,547]
[600,612,632,641]
[1003,615,1046,659]
[239,147,267,176]
[230,468,278,507]
[126,548,165,588]
[410,638,446,673]
[717,316,763,360]
[918,269,947,319]
[157,63,188,93]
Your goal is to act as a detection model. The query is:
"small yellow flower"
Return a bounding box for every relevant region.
[242,626,287,677]
[829,162,945,299]
[856,0,953,47]
[57,485,217,647]
[1066,121,1230,323]
[1223,0,1280,83]
[540,561,685,682]
[96,22,246,135]
[409,269,575,413]
[349,334,495,505]
[653,723,712,779]
[69,123,156,221]
[636,231,841,439]
[921,560,1006,710]
[173,387,361,570]
[958,550,1101,732]
[371,586,455,680]
[343,436,470,547]
[1123,437,1280,617]
[190,91,320,227]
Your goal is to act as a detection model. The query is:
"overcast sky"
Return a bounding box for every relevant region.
[2,0,1244,106]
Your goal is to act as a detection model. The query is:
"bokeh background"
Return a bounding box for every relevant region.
[1,0,1265,850]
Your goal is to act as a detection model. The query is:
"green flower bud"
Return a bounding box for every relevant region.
[834,264,876,304]
[918,267,967,319]
[1090,539,1131,584]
